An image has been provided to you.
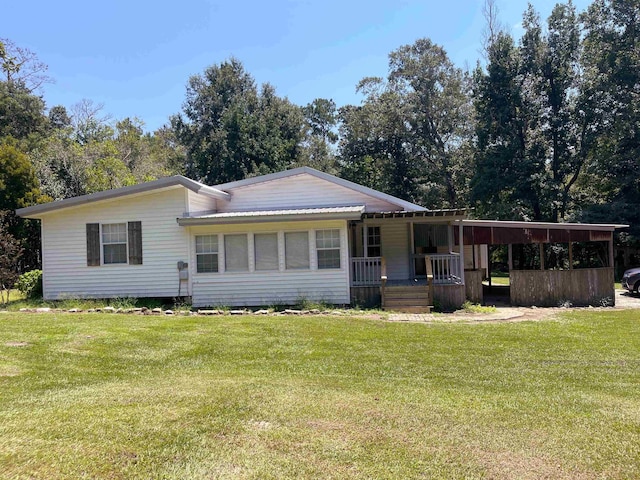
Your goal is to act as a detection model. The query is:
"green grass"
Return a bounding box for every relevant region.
[1,311,639,479]
[460,301,498,314]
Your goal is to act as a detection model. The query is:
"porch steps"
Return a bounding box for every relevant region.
[382,285,433,313]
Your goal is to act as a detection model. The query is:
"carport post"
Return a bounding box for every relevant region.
[609,234,614,268]
[458,219,465,285]
[568,242,573,270]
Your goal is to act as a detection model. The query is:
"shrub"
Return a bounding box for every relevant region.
[15,269,43,298]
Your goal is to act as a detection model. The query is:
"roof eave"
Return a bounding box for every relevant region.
[462,219,629,231]
[177,211,363,226]
[16,175,230,218]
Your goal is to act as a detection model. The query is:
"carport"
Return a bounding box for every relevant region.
[456,220,628,307]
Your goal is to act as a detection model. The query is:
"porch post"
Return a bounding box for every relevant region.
[363,224,368,258]
[458,219,465,285]
[568,242,573,270]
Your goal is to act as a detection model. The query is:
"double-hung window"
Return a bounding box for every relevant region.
[367,226,381,257]
[316,229,341,269]
[255,233,278,271]
[196,235,218,273]
[285,232,309,270]
[86,222,143,266]
[224,234,248,272]
[102,223,128,264]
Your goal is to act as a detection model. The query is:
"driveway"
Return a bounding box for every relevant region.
[615,289,640,309]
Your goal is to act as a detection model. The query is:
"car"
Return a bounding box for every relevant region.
[622,267,640,294]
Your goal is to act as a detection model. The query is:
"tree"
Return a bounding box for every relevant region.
[70,99,113,145]
[298,98,339,173]
[339,39,473,208]
[0,80,47,141]
[339,81,419,202]
[0,38,52,93]
[171,58,305,184]
[472,3,586,222]
[0,210,23,305]
[578,0,640,242]
[0,140,44,210]
[48,105,71,130]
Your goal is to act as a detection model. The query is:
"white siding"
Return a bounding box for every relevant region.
[189,220,350,307]
[219,173,401,213]
[186,190,217,215]
[41,187,189,299]
[380,223,411,280]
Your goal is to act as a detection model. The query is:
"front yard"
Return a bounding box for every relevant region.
[1,310,639,479]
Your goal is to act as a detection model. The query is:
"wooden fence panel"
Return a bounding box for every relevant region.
[510,267,614,307]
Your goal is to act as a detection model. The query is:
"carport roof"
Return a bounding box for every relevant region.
[457,220,628,245]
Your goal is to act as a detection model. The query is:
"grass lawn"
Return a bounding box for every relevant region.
[1,311,639,479]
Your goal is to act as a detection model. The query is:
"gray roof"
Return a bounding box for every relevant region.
[178,205,366,225]
[16,176,230,218]
[363,209,467,219]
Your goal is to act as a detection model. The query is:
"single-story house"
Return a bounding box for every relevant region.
[16,167,626,310]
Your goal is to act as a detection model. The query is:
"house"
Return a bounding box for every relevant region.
[16,167,625,310]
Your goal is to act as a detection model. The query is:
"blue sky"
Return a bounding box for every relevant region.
[3,0,591,132]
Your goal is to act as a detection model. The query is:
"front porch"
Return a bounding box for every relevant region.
[347,210,473,311]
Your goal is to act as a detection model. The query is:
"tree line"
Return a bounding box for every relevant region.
[1,0,639,278]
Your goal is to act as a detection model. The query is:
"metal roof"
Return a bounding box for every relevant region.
[456,220,628,246]
[363,209,467,219]
[462,219,628,231]
[178,205,366,225]
[16,176,230,218]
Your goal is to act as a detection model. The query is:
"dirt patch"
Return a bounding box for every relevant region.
[478,448,594,480]
[4,341,29,347]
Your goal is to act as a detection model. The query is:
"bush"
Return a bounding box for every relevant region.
[15,269,43,298]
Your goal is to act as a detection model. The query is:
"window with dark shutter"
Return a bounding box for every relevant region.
[86,223,100,266]
[128,221,143,265]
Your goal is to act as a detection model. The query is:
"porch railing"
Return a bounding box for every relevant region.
[429,254,462,284]
[351,257,382,286]
[350,253,462,286]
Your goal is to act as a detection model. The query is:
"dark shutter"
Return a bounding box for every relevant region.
[128,221,143,265]
[86,223,100,266]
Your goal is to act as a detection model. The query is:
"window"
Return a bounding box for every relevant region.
[102,223,127,264]
[367,226,381,257]
[87,222,142,266]
[224,234,248,272]
[255,233,278,271]
[285,232,309,270]
[316,229,341,269]
[196,235,218,273]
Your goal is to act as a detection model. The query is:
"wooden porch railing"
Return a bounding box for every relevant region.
[429,253,463,284]
[351,257,382,286]
[350,253,462,286]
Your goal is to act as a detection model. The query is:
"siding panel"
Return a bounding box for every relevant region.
[219,174,401,213]
[187,190,217,214]
[188,219,350,306]
[41,187,189,299]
